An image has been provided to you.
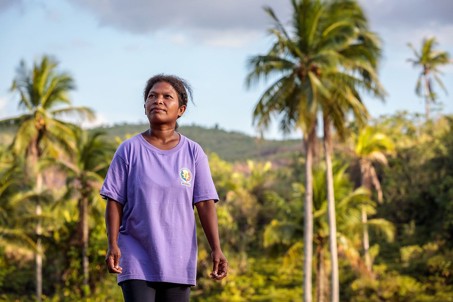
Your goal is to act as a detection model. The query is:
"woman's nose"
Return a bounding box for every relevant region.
[153,96,163,104]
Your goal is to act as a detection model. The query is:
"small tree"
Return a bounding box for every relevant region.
[351,126,394,273]
[408,37,451,120]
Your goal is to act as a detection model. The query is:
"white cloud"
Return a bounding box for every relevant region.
[80,112,110,129]
[64,0,453,53]
[360,0,453,29]
[195,29,262,48]
[65,0,290,39]
[167,33,189,46]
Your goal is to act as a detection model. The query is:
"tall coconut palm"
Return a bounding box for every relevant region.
[351,126,394,272]
[246,0,323,298]
[43,129,113,293]
[0,55,95,301]
[408,37,451,120]
[246,1,384,300]
[317,2,385,300]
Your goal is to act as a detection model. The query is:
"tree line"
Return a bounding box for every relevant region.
[0,0,452,301]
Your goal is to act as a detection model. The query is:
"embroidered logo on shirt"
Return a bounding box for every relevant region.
[180,168,192,187]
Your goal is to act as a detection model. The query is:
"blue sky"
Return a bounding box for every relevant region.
[1,0,452,139]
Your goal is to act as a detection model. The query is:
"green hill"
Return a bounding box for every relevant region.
[91,123,302,162]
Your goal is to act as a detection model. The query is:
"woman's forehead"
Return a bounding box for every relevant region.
[150,81,177,94]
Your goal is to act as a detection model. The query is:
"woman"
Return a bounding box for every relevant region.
[101,74,228,302]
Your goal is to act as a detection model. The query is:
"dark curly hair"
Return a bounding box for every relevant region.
[143,74,193,107]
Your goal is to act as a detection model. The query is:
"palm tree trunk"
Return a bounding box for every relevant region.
[36,173,43,302]
[303,128,316,302]
[361,207,372,272]
[360,161,373,274]
[424,75,431,120]
[369,167,383,203]
[28,139,43,302]
[323,119,339,302]
[316,240,326,302]
[81,196,89,290]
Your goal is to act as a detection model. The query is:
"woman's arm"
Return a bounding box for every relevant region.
[105,199,123,274]
[195,200,228,280]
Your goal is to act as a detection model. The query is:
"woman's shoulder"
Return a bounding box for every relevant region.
[180,133,202,149]
[118,133,142,147]
[115,134,143,155]
[180,134,206,156]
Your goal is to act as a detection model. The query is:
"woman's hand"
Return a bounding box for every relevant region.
[210,249,228,280]
[105,245,122,274]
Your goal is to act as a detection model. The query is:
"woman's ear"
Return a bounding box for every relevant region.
[177,105,187,118]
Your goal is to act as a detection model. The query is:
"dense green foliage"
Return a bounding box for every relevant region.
[1,114,453,301]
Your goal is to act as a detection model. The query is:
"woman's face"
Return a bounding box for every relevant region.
[144,81,186,126]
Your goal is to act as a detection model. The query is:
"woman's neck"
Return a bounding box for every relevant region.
[142,127,180,150]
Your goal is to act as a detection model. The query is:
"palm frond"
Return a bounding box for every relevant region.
[245,55,296,88]
[367,218,395,242]
[263,219,300,248]
[11,119,37,156]
[433,74,448,94]
[263,5,291,41]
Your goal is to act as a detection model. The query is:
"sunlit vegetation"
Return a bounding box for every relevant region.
[1,0,452,301]
[2,104,453,302]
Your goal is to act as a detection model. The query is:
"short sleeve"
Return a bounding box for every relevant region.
[193,152,219,204]
[100,152,129,204]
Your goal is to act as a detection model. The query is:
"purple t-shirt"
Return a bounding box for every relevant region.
[100,133,219,285]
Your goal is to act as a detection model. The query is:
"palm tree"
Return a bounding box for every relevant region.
[408,37,451,120]
[317,2,385,300]
[43,129,113,293]
[246,1,384,301]
[0,55,95,301]
[351,126,394,273]
[246,0,323,298]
